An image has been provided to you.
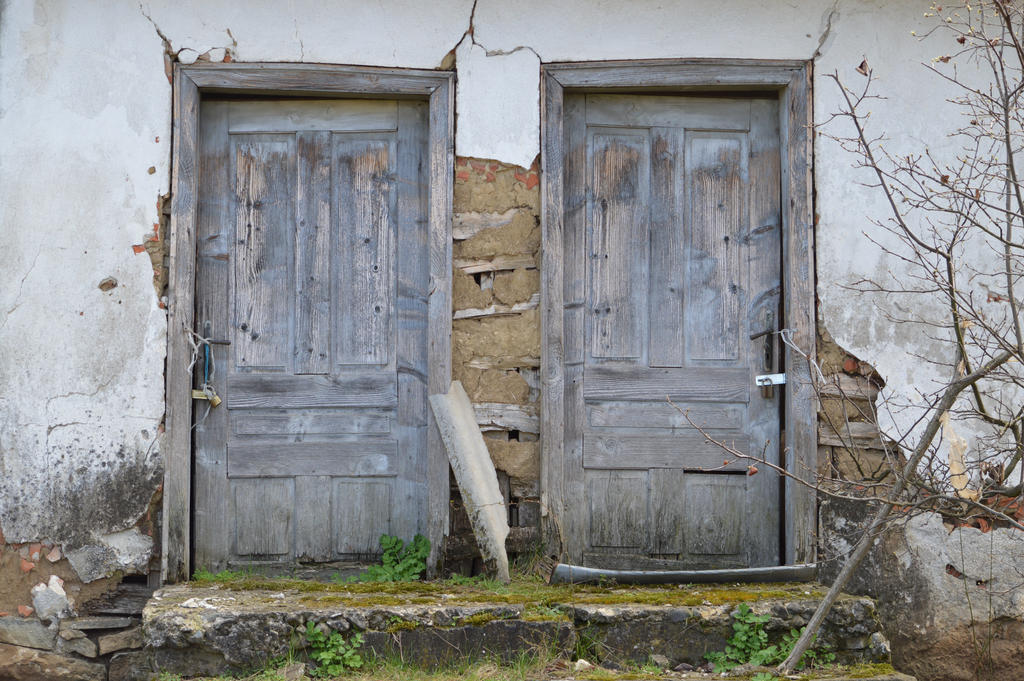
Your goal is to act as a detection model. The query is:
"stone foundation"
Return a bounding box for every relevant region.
[142,584,892,677]
[820,498,1024,681]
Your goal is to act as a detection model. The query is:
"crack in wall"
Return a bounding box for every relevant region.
[0,246,42,332]
[453,0,542,64]
[815,0,840,59]
[140,3,236,66]
[139,2,174,57]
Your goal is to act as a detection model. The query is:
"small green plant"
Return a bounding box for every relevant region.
[191,567,254,583]
[705,603,772,670]
[445,572,485,586]
[752,672,775,681]
[704,604,835,673]
[338,534,430,583]
[574,625,604,662]
[304,622,364,676]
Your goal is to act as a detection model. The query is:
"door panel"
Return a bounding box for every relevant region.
[194,99,430,570]
[563,93,782,568]
[588,129,650,360]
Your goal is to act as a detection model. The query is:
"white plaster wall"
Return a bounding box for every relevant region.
[0,0,989,577]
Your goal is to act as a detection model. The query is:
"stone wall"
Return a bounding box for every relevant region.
[815,322,893,487]
[820,498,1024,681]
[446,157,544,572]
[0,582,152,681]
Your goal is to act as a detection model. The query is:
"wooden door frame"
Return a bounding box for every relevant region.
[163,63,454,583]
[539,59,816,566]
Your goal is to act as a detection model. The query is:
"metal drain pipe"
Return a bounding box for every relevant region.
[549,563,818,585]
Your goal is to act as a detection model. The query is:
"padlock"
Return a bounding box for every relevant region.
[191,387,222,407]
[203,386,222,407]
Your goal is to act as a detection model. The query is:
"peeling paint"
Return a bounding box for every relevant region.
[0,0,978,589]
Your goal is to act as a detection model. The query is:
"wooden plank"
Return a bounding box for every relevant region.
[429,382,511,582]
[333,478,393,555]
[546,60,803,90]
[742,97,783,568]
[426,76,455,576]
[452,293,539,319]
[227,440,397,477]
[466,355,540,370]
[295,476,333,561]
[193,100,232,573]
[648,126,685,367]
[230,409,390,435]
[818,374,879,400]
[587,401,743,429]
[559,94,587,563]
[233,135,294,370]
[473,402,539,434]
[564,95,587,359]
[685,132,745,361]
[818,420,888,450]
[586,94,750,130]
[585,469,647,549]
[782,63,817,565]
[583,366,749,402]
[454,254,535,274]
[588,129,649,359]
[540,71,567,558]
[184,63,450,96]
[333,134,396,365]
[583,433,749,470]
[393,99,431,544]
[163,66,200,583]
[233,478,294,557]
[294,131,331,374]
[683,474,745,557]
[228,99,398,133]
[227,373,396,408]
[649,469,687,554]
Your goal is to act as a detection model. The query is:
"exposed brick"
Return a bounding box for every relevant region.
[17,605,33,617]
[20,559,34,573]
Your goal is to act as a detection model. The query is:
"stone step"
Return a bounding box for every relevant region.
[141,583,897,679]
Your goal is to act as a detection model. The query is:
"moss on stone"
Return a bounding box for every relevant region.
[385,618,419,634]
[840,662,898,678]
[184,573,825,610]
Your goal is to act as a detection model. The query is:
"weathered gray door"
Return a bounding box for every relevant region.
[560,94,782,569]
[193,98,430,570]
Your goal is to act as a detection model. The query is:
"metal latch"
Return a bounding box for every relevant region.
[755,373,786,387]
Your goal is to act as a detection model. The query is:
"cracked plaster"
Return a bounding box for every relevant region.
[0,0,995,580]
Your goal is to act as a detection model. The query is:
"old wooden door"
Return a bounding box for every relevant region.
[192,98,430,571]
[560,94,782,569]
